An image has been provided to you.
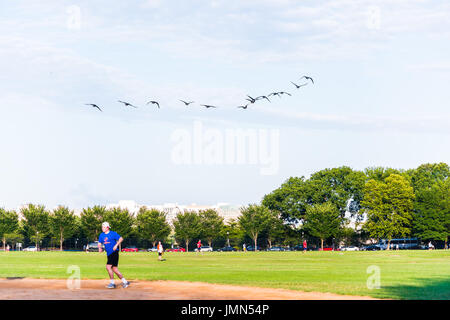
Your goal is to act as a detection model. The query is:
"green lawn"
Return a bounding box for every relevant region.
[0,250,449,299]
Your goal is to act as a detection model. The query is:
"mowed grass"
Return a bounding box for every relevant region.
[0,250,449,299]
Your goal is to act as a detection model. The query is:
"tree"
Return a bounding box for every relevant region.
[104,207,135,240]
[49,206,78,251]
[173,211,201,252]
[0,209,19,250]
[262,167,366,225]
[20,204,50,250]
[4,233,23,250]
[199,209,225,247]
[406,163,450,246]
[303,202,342,250]
[412,179,450,246]
[308,167,366,216]
[221,218,244,248]
[265,212,285,248]
[238,204,272,250]
[80,206,106,241]
[136,207,171,248]
[361,174,415,250]
[262,177,311,224]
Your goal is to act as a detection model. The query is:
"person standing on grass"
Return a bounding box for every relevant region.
[98,222,130,289]
[197,239,202,253]
[157,241,164,261]
[303,239,307,253]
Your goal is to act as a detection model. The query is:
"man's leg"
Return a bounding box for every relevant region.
[106,264,116,288]
[112,266,130,288]
[112,266,123,279]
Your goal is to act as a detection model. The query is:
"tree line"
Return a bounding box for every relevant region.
[0,163,448,251]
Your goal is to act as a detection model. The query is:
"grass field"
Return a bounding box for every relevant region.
[0,250,449,299]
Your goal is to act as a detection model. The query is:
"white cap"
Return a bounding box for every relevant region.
[102,222,110,228]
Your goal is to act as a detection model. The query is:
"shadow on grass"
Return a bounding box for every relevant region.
[380,277,450,300]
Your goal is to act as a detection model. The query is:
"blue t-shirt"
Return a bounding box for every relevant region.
[98,231,121,256]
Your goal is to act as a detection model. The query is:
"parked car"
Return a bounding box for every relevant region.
[363,244,382,251]
[147,247,158,252]
[87,241,104,252]
[217,246,237,252]
[165,247,186,252]
[246,245,260,251]
[340,246,360,251]
[319,247,339,251]
[121,246,138,252]
[266,246,286,251]
[195,246,213,252]
[23,246,38,252]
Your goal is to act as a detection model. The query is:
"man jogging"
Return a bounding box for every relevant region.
[98,222,130,289]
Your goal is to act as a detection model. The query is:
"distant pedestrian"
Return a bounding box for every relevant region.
[6,244,10,252]
[303,239,307,253]
[157,241,164,261]
[243,243,246,252]
[197,240,202,253]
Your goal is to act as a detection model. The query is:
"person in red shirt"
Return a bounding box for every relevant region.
[197,240,202,253]
[303,239,307,253]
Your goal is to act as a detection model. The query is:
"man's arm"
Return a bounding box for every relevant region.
[113,237,123,251]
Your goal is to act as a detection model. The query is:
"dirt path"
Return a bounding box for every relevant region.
[0,278,378,300]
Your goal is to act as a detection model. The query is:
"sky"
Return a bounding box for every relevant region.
[0,0,449,210]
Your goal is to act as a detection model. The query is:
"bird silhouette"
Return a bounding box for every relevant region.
[180,100,194,106]
[278,91,292,96]
[268,92,281,98]
[85,104,102,112]
[118,100,138,108]
[237,104,249,109]
[201,104,218,108]
[256,95,271,102]
[291,81,308,89]
[147,100,160,108]
[246,95,257,104]
[300,76,314,84]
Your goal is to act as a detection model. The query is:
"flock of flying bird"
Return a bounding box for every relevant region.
[85,75,314,112]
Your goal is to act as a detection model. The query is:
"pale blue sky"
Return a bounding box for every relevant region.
[0,0,449,209]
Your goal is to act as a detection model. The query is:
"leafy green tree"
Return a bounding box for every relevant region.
[303,202,342,250]
[49,206,78,251]
[238,204,272,250]
[412,179,450,246]
[308,166,366,216]
[361,174,415,249]
[221,218,244,248]
[136,207,171,248]
[199,209,225,247]
[365,167,405,182]
[80,205,106,241]
[4,233,23,250]
[265,212,285,248]
[0,209,19,250]
[262,177,311,223]
[104,207,135,240]
[20,204,50,250]
[262,167,366,225]
[173,210,201,252]
[407,162,449,191]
